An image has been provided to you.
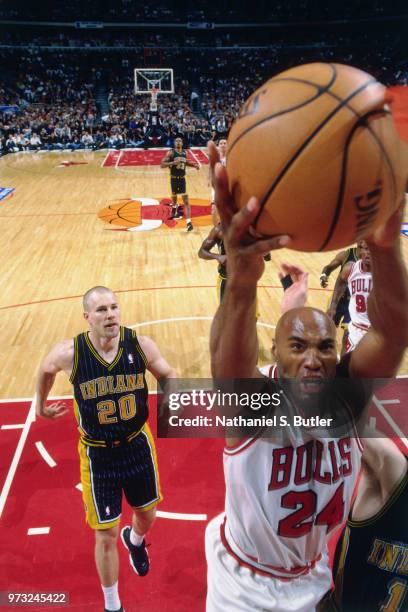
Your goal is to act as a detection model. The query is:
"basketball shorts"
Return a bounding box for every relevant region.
[205,513,332,612]
[346,322,369,353]
[171,177,187,196]
[216,275,260,318]
[216,274,227,303]
[333,296,351,328]
[78,423,162,530]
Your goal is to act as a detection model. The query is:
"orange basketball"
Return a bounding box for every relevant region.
[227,63,407,252]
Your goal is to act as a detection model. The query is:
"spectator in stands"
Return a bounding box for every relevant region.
[81,131,94,148]
[29,132,42,150]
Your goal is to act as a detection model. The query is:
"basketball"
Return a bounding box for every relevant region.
[227,63,407,252]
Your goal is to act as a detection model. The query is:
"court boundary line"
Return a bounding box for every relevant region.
[115,149,123,170]
[35,441,57,468]
[188,149,201,168]
[372,394,408,449]
[0,394,36,519]
[101,151,111,167]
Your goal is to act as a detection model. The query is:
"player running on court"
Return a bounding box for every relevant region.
[36,286,177,612]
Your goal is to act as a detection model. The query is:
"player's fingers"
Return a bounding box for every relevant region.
[229,197,270,243]
[52,408,67,417]
[299,272,309,288]
[47,401,64,410]
[239,234,291,256]
[213,163,236,227]
[281,263,305,277]
[207,140,219,166]
[54,403,67,411]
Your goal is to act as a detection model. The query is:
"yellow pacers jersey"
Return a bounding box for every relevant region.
[169,149,187,178]
[70,327,149,445]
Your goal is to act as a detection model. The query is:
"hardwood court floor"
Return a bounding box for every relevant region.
[0,150,407,399]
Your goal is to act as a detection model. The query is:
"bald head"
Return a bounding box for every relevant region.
[83,286,114,312]
[273,307,338,380]
[275,307,336,343]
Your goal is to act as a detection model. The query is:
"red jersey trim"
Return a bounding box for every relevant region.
[220,517,322,580]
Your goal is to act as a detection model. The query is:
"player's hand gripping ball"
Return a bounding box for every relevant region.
[227,63,407,252]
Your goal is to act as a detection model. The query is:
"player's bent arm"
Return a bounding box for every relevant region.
[36,340,74,417]
[198,228,221,261]
[321,250,347,278]
[160,152,174,168]
[138,335,178,380]
[327,264,350,318]
[186,160,199,169]
[361,436,407,503]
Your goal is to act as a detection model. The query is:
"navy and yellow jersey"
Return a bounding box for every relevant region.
[340,247,359,301]
[341,246,359,269]
[331,247,360,327]
[332,464,408,612]
[169,149,187,178]
[70,326,149,446]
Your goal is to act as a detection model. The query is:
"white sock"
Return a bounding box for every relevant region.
[187,218,192,224]
[130,528,144,547]
[102,581,121,611]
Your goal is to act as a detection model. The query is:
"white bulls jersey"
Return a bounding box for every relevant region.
[222,368,363,580]
[347,260,372,330]
[223,433,362,578]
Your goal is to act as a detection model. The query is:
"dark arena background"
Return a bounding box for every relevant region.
[0,1,407,611]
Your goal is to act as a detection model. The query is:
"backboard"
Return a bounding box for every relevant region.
[134,68,174,94]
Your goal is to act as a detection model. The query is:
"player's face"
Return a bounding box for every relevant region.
[175,138,183,150]
[358,241,371,267]
[84,291,121,339]
[218,139,227,157]
[273,310,337,396]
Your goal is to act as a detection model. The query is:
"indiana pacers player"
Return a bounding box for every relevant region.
[320,245,359,355]
[36,286,177,612]
[161,136,199,231]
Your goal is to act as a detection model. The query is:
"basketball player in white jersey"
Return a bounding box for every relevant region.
[328,241,372,353]
[265,266,408,612]
[206,140,408,612]
[209,138,227,224]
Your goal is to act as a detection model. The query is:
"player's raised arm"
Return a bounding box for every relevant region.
[345,203,408,378]
[320,250,347,287]
[208,141,290,379]
[138,335,177,380]
[327,263,351,320]
[36,340,73,418]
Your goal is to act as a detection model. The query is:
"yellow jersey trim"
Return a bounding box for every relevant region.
[69,336,79,383]
[348,466,408,528]
[84,329,123,371]
[131,329,148,367]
